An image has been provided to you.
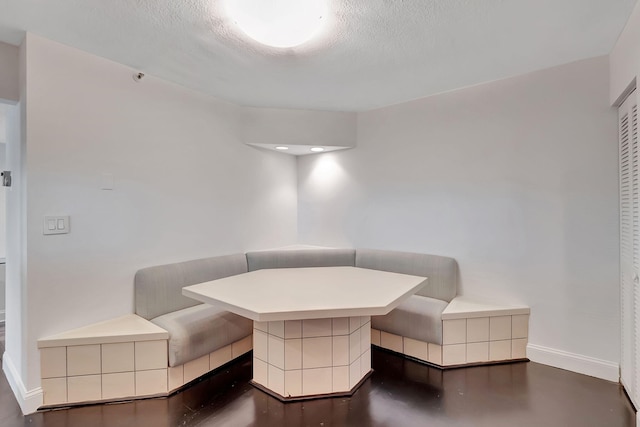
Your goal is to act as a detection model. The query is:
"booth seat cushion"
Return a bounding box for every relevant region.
[135,254,248,320]
[151,304,253,367]
[246,248,355,271]
[372,295,448,345]
[356,248,458,303]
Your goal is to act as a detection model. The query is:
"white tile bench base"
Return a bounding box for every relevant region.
[371,313,529,367]
[252,317,372,399]
[40,335,252,407]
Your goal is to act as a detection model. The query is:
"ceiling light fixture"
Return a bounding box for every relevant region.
[225,0,328,48]
[275,146,289,150]
[310,147,325,152]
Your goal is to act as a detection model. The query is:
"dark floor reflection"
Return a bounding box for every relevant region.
[2,349,635,427]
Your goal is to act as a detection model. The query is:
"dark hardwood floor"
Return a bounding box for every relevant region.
[0,331,635,427]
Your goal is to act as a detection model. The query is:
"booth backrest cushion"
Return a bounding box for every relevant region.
[246,248,356,271]
[355,248,458,302]
[135,254,248,320]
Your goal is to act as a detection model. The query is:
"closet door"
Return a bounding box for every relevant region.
[620,89,638,408]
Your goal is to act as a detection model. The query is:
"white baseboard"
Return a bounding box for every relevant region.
[2,352,43,414]
[527,343,619,382]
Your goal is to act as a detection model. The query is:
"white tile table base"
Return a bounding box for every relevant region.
[183,267,428,400]
[251,316,372,400]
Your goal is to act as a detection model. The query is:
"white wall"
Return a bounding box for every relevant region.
[0,141,6,323]
[0,103,8,328]
[6,33,298,406]
[0,105,8,264]
[0,104,6,142]
[3,96,25,408]
[298,56,620,370]
[0,41,19,103]
[610,0,640,105]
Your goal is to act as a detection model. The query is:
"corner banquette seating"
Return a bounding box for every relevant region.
[38,247,529,408]
[135,253,253,369]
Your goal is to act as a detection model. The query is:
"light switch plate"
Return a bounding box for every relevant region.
[43,216,70,235]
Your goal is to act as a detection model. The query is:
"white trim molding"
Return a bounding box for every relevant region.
[527,343,619,382]
[2,352,43,414]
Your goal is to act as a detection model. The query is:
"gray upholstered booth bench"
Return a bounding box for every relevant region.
[37,254,254,408]
[37,247,529,408]
[134,253,254,389]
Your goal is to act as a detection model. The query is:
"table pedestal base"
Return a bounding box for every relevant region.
[252,317,372,399]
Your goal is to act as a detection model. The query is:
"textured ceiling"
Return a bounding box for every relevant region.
[0,0,636,111]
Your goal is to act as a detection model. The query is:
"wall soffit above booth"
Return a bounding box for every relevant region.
[241,106,357,156]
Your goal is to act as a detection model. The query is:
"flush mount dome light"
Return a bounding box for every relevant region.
[275,146,289,150]
[310,147,325,152]
[225,0,328,48]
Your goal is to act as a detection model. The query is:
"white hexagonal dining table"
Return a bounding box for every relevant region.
[182,266,427,400]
